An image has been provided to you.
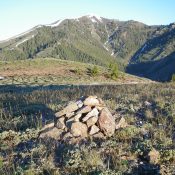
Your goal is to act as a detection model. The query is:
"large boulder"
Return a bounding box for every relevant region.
[98,108,115,136]
[70,122,88,137]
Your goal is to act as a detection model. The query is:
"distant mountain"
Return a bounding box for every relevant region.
[0,15,174,81]
[0,15,155,68]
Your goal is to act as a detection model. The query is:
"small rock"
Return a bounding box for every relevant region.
[96,106,105,111]
[86,116,98,127]
[40,123,54,132]
[93,132,104,138]
[0,76,5,80]
[89,125,100,135]
[84,96,100,106]
[144,101,152,107]
[115,117,128,130]
[148,148,160,164]
[76,100,84,108]
[77,106,92,114]
[74,113,82,122]
[66,117,75,129]
[129,104,135,112]
[39,123,62,140]
[140,128,150,139]
[82,108,99,122]
[70,122,88,137]
[62,132,73,141]
[98,98,105,104]
[55,102,79,118]
[66,112,75,118]
[98,108,115,136]
[55,117,66,129]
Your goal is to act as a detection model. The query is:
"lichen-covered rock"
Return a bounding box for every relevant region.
[83,96,100,106]
[82,108,99,122]
[86,116,98,127]
[89,125,100,135]
[70,122,88,137]
[98,108,115,136]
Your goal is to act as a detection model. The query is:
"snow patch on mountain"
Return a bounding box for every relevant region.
[87,14,102,23]
[45,19,64,28]
[130,43,148,63]
[135,44,147,58]
[16,35,35,47]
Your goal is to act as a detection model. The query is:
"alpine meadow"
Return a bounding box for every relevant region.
[0,1,175,175]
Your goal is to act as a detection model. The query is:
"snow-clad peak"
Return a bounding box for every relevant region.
[86,14,102,23]
[45,19,64,28]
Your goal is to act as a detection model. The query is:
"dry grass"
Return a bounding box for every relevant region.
[0,58,152,85]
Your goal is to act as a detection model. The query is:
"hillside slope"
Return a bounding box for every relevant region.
[127,23,175,81]
[0,58,152,86]
[127,52,175,81]
[0,15,156,69]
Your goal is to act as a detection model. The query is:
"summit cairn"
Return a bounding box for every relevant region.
[40,96,118,142]
[54,96,115,138]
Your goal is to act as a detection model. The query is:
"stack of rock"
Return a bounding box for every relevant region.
[54,96,116,139]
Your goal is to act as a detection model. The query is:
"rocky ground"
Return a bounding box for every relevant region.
[0,83,175,174]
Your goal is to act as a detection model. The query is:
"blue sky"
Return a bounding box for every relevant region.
[0,0,174,40]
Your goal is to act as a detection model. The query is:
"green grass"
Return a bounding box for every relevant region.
[0,58,150,86]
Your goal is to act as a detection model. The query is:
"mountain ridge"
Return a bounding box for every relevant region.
[0,15,175,81]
